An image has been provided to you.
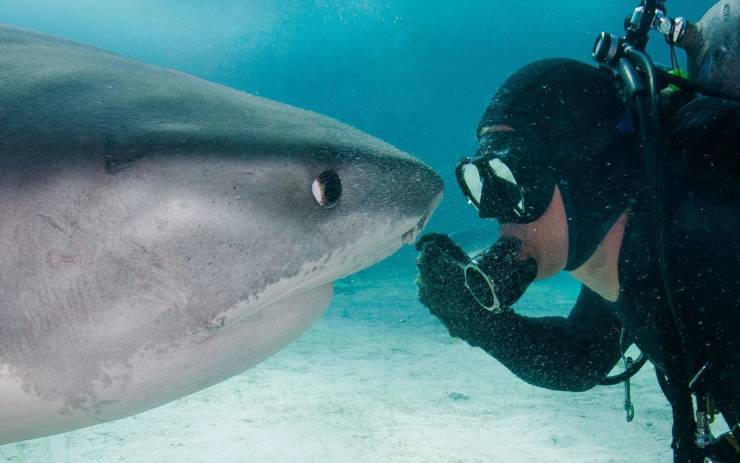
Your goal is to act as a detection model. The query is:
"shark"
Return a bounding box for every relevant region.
[0,25,443,443]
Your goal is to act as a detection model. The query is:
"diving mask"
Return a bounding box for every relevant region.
[455,132,555,223]
[456,155,526,222]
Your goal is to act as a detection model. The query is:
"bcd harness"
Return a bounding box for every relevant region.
[592,0,740,459]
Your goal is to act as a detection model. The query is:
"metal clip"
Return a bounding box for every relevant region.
[695,393,714,449]
[695,409,710,448]
[623,356,635,422]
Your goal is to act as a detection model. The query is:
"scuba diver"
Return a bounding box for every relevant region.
[415,1,739,462]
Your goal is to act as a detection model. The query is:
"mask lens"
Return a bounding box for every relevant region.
[461,163,483,206]
[487,158,525,218]
[488,158,516,184]
[457,154,528,221]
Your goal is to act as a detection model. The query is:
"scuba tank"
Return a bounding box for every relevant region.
[678,0,740,101]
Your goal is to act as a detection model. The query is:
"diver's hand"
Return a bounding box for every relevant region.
[415,233,470,264]
[415,233,492,339]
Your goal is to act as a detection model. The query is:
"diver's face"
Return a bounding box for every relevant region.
[457,125,557,224]
[499,185,568,279]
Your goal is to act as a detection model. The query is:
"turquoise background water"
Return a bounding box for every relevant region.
[0,2,718,461]
[0,0,711,235]
[0,0,715,316]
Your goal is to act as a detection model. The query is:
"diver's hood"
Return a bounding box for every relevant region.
[681,0,740,100]
[476,59,640,270]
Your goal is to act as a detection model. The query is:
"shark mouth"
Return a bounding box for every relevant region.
[401,221,423,245]
[401,193,441,245]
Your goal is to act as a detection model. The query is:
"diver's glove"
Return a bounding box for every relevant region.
[415,233,502,340]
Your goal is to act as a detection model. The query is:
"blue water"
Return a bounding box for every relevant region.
[0,1,717,461]
[0,0,710,234]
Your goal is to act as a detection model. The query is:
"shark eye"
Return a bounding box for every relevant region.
[312,170,342,208]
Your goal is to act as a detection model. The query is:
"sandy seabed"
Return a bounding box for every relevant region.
[0,266,677,463]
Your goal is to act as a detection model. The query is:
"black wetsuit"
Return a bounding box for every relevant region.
[421,95,739,462]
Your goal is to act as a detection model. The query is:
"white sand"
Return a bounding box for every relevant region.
[0,266,676,462]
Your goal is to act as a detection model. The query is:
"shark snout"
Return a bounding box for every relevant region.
[400,157,443,214]
[386,157,444,244]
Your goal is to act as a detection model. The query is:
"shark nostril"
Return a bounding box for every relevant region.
[312,170,342,208]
